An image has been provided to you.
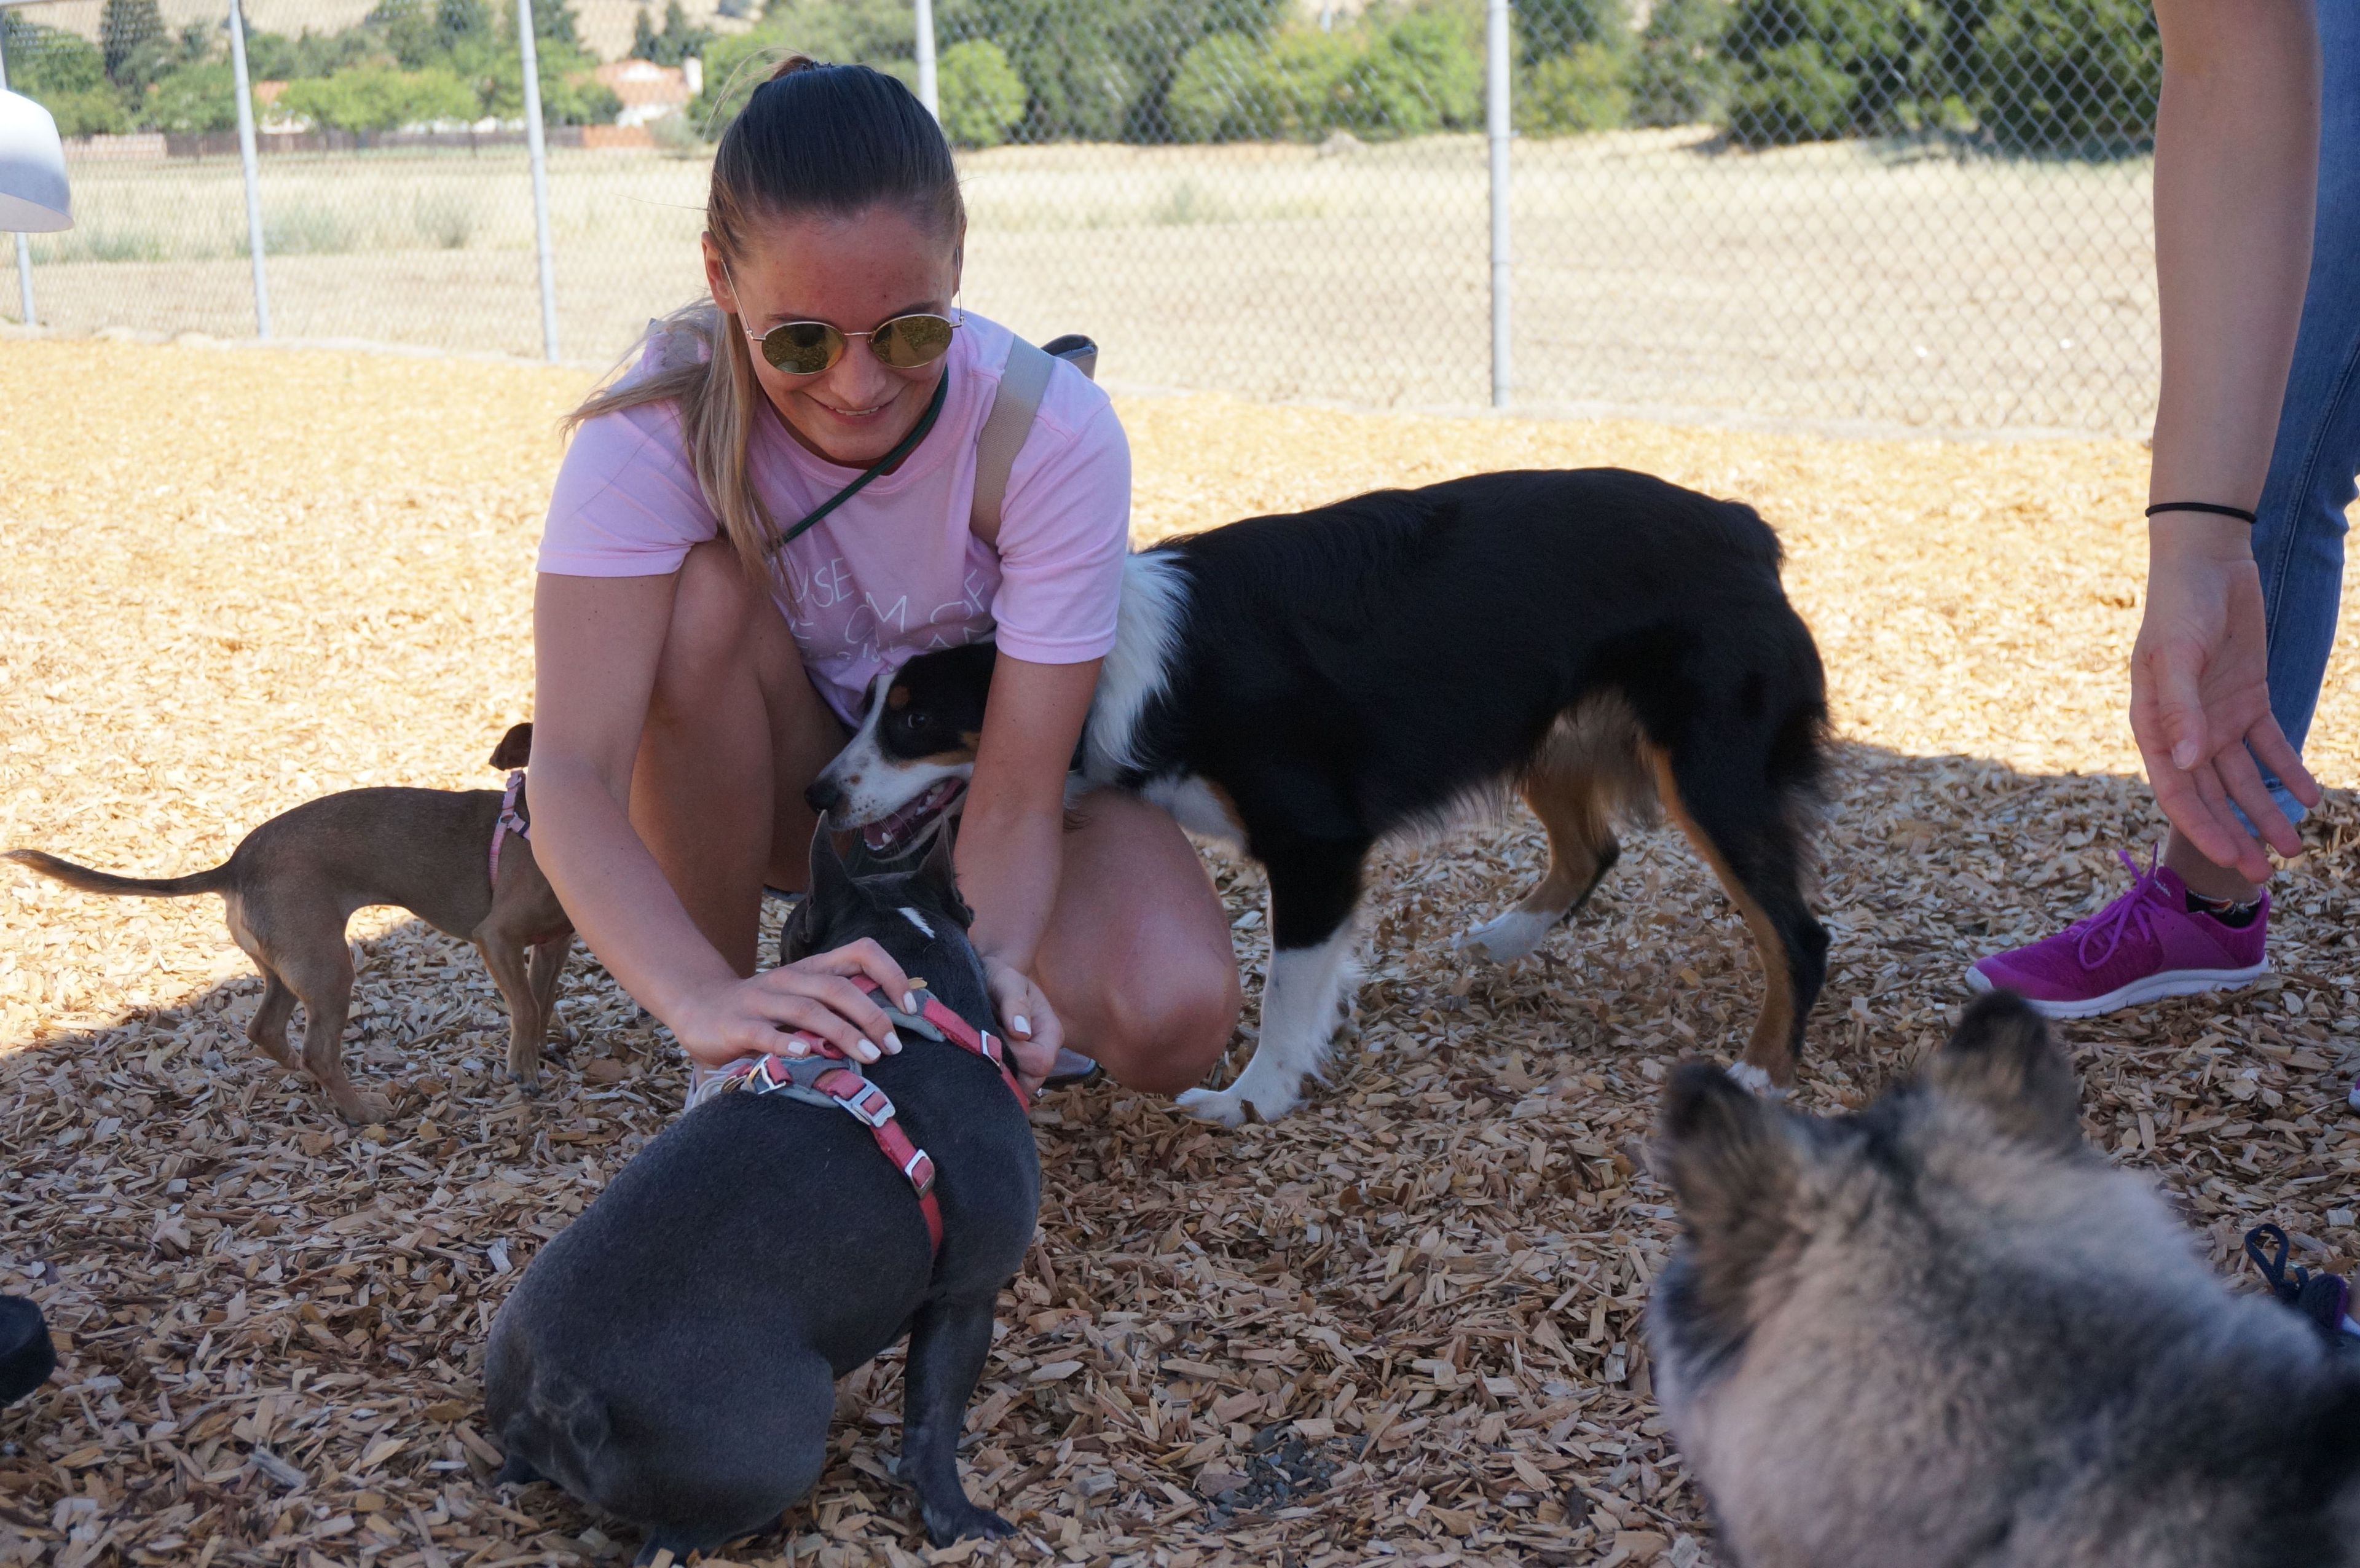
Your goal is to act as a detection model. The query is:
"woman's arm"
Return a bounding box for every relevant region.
[2133,0,2323,880]
[533,571,910,1067]
[956,653,1099,1089]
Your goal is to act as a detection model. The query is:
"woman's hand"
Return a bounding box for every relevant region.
[666,938,916,1071]
[2130,517,2319,882]
[983,954,1061,1094]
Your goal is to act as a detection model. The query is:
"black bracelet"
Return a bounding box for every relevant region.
[2146,501,2259,524]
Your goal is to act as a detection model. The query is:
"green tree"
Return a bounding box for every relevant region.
[278,62,476,132]
[1629,0,1733,126]
[1,14,126,135]
[629,5,660,60]
[1965,0,2157,150]
[146,59,246,131]
[98,0,165,82]
[937,37,1026,146]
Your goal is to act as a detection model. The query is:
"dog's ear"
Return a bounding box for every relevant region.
[914,825,974,930]
[1929,990,2081,1152]
[489,723,534,771]
[1659,1062,1799,1241]
[807,817,854,915]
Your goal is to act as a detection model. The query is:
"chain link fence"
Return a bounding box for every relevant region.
[1,0,2162,433]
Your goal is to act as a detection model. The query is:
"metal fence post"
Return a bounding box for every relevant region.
[516,0,559,363]
[914,0,938,119]
[1485,0,1511,409]
[227,0,270,337]
[0,16,37,329]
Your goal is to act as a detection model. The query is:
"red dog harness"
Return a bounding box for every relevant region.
[487,769,532,886]
[688,981,1025,1258]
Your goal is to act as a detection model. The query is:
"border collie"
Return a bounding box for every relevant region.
[809,468,1831,1124]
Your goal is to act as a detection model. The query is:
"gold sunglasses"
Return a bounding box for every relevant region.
[719,257,960,375]
[742,310,962,375]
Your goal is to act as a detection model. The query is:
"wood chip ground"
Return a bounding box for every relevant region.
[2,340,2356,1568]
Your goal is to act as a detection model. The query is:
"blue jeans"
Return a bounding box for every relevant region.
[2249,0,2360,828]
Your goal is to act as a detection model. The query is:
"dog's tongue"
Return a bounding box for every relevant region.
[861,780,964,853]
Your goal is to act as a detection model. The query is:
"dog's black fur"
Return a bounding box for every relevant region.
[482,828,1038,1562]
[812,468,1830,1119]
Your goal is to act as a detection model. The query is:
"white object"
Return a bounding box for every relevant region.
[0,86,68,232]
[1485,0,1511,409]
[913,0,938,119]
[227,0,270,337]
[516,0,559,362]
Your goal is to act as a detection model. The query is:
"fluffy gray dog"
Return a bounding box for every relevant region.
[1650,990,2360,1566]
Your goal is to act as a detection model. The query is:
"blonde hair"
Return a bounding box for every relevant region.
[564,53,966,579]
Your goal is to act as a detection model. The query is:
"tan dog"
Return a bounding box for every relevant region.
[7,724,572,1122]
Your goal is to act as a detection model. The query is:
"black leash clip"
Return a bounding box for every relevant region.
[2244,1223,2356,1347]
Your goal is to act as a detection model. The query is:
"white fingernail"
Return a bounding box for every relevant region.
[885,1027,903,1054]
[903,992,919,1013]
[1013,1015,1031,1036]
[786,1040,808,1056]
[860,1038,881,1060]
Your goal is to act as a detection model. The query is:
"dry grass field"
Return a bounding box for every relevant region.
[15,130,2157,433]
[2,338,2356,1568]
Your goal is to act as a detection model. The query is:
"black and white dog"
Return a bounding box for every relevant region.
[810,468,1831,1124]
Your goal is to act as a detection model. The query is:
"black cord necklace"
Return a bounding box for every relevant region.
[768,367,951,555]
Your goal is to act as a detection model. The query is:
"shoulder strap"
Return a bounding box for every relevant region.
[971,335,1056,549]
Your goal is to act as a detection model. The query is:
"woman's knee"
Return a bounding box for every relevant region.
[1090,949,1241,1097]
[652,540,764,704]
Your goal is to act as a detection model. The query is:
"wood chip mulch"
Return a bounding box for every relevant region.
[2,339,2356,1568]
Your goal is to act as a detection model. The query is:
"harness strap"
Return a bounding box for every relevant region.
[488,770,532,887]
[970,337,1054,548]
[688,982,1017,1263]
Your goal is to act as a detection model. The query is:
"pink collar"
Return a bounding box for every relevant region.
[488,770,530,887]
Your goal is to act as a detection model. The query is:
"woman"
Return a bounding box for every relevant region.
[527,57,1241,1094]
[1970,0,2356,1098]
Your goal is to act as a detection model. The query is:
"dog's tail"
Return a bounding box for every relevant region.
[5,849,234,899]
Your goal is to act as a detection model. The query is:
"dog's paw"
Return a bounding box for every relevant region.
[922,1501,1017,1546]
[1726,1062,1787,1099]
[1453,909,1554,965]
[340,1091,394,1126]
[1175,1083,1296,1126]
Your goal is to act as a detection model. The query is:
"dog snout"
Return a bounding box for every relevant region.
[804,775,848,815]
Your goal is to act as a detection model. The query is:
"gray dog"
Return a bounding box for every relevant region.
[1650,990,2360,1566]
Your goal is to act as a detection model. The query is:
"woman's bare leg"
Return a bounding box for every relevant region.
[629,541,845,975]
[1033,792,1242,1096]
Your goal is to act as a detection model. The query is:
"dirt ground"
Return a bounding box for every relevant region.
[1,339,2356,1568]
[13,130,2155,434]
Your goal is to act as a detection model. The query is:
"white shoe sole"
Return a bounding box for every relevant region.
[1963,960,2268,1020]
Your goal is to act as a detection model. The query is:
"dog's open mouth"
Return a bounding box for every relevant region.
[860,778,967,855]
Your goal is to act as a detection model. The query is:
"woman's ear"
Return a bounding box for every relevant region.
[702,233,735,316]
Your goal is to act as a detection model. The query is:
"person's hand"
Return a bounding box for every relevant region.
[666,939,915,1072]
[2130,515,2320,882]
[981,954,1060,1094]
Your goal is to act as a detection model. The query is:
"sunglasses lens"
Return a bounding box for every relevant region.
[762,321,841,375]
[873,314,956,369]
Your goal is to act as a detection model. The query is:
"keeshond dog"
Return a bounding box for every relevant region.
[1649,990,2360,1566]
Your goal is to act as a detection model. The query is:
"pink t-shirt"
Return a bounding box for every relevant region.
[538,311,1130,723]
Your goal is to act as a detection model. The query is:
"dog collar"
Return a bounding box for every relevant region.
[686,980,1023,1261]
[488,769,532,887]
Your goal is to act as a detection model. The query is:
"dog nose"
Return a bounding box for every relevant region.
[804,777,844,815]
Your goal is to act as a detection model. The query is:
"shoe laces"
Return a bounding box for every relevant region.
[2071,849,2168,971]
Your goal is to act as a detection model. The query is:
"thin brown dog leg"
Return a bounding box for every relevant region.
[478,936,545,1088]
[527,933,572,1057]
[284,942,383,1123]
[245,968,301,1071]
[1458,766,1620,963]
[1642,746,1800,1089]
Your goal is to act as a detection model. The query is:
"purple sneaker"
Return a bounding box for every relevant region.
[1965,850,2268,1019]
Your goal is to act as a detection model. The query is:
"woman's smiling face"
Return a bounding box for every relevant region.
[706,204,964,469]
